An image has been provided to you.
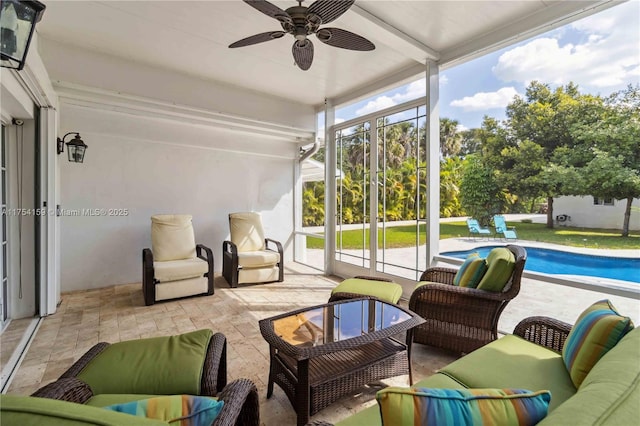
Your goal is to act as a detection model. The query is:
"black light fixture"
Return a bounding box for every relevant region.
[0,0,46,70]
[57,132,88,163]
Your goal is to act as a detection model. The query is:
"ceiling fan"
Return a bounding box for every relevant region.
[229,0,375,71]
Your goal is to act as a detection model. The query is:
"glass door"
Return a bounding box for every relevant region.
[335,122,371,268]
[334,101,428,280]
[375,105,428,279]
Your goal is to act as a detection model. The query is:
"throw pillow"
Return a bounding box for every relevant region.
[453,253,488,288]
[104,395,223,426]
[562,299,634,388]
[476,247,516,292]
[376,387,551,426]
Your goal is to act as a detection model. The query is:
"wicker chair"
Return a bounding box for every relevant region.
[32,331,260,426]
[409,244,527,354]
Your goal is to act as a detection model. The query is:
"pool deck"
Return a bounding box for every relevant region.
[437,236,640,334]
[305,214,640,335]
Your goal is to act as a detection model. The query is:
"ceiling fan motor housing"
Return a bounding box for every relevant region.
[282,5,321,39]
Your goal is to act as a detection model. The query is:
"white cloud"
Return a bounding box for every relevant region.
[335,118,345,124]
[450,87,519,111]
[351,75,451,117]
[402,79,427,101]
[355,79,427,116]
[492,1,639,91]
[355,96,397,116]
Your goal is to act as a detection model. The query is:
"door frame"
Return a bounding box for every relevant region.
[328,62,440,292]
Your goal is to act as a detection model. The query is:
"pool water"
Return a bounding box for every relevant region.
[441,246,640,284]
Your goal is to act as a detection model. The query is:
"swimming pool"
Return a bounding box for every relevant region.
[441,246,640,284]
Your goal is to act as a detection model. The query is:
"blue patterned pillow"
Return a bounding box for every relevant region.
[104,395,223,426]
[562,299,634,388]
[453,253,488,288]
[376,387,551,426]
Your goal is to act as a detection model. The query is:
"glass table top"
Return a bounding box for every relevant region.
[271,299,412,347]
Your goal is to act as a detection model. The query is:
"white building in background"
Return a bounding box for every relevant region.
[553,196,640,231]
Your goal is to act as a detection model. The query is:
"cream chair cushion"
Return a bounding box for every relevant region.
[151,215,197,261]
[153,258,208,283]
[230,212,265,252]
[155,276,208,301]
[237,251,280,268]
[238,266,280,284]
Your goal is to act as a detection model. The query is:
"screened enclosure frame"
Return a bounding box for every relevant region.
[330,97,435,283]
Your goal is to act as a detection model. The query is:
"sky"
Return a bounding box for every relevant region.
[332,0,640,131]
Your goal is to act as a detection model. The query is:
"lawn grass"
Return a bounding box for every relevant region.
[307,220,640,250]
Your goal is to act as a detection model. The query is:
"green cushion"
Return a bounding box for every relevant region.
[77,329,213,396]
[104,395,223,425]
[0,394,166,426]
[414,372,469,389]
[562,299,634,388]
[439,334,577,411]
[540,327,640,425]
[376,387,550,426]
[332,278,403,304]
[335,402,382,426]
[453,253,488,288]
[86,394,162,407]
[476,247,515,292]
[335,373,464,426]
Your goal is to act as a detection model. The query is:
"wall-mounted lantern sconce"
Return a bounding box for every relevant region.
[57,132,88,163]
[0,0,46,70]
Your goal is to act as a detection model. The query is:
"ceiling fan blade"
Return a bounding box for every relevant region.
[243,0,292,24]
[292,39,314,71]
[307,0,355,24]
[316,28,375,51]
[229,31,286,48]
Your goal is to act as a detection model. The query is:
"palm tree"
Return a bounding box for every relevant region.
[440,117,463,158]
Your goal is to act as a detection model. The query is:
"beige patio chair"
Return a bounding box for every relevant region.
[222,212,283,287]
[142,214,214,305]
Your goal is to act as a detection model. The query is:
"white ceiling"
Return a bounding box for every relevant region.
[35,0,620,108]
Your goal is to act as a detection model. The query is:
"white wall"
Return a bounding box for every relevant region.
[59,102,299,292]
[36,36,318,293]
[554,196,640,231]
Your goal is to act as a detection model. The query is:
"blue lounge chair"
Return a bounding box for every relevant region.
[466,218,491,239]
[493,215,518,240]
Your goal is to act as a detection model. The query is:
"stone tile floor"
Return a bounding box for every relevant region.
[4,263,458,425]
[1,317,34,389]
[1,318,32,370]
[4,257,638,425]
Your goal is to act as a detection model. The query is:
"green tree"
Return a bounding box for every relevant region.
[571,85,640,236]
[485,81,601,227]
[459,128,482,156]
[440,156,464,217]
[302,180,325,226]
[440,118,463,158]
[460,155,506,225]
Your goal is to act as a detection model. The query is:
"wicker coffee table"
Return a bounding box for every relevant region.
[259,298,425,426]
